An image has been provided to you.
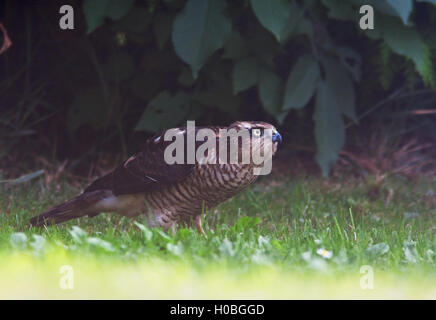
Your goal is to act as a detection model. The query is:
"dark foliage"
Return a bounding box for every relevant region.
[1,0,436,177]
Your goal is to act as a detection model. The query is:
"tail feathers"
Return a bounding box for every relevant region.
[30,190,108,227]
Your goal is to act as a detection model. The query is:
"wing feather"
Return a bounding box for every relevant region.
[84,127,217,195]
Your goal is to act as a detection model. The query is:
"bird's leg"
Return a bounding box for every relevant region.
[194,214,206,235]
[169,223,177,236]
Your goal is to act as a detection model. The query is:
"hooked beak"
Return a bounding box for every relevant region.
[272,132,282,144]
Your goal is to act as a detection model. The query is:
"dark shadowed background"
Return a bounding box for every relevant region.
[1,0,436,184]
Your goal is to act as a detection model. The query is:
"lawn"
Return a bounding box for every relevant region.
[1,175,436,299]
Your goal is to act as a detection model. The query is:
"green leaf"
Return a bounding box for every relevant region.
[153,12,174,51]
[135,91,191,132]
[167,242,183,256]
[321,55,357,121]
[365,243,390,257]
[69,226,88,244]
[280,2,313,44]
[403,240,419,264]
[172,0,232,78]
[364,14,434,86]
[83,0,135,33]
[0,170,44,185]
[283,54,320,110]
[381,17,433,85]
[155,229,172,242]
[245,19,279,65]
[250,0,292,41]
[232,216,261,233]
[134,222,153,241]
[9,233,27,250]
[386,0,413,25]
[321,0,356,20]
[219,238,235,257]
[258,68,287,123]
[232,57,260,94]
[350,0,397,17]
[30,235,46,254]
[313,81,345,177]
[87,237,115,252]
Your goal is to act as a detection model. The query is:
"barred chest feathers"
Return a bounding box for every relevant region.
[141,163,257,229]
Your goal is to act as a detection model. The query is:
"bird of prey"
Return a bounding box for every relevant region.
[30,121,282,234]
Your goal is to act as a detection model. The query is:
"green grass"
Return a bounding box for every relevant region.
[1,175,436,299]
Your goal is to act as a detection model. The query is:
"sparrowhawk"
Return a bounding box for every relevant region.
[30,121,282,233]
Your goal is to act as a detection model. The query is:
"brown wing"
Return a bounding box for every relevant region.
[84,127,219,196]
[85,129,193,195]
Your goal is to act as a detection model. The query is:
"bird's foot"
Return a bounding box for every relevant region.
[194,214,206,236]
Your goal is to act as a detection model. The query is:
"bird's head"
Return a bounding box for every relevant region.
[229,121,282,157]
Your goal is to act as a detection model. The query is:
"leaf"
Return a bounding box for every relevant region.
[0,169,44,185]
[219,238,235,257]
[172,0,232,78]
[280,2,313,44]
[83,0,135,33]
[403,240,419,264]
[313,81,345,177]
[403,212,419,220]
[155,229,172,242]
[283,54,320,110]
[153,12,174,50]
[232,57,260,94]
[9,233,27,250]
[381,16,433,85]
[321,55,357,121]
[365,242,390,257]
[69,226,88,244]
[250,0,292,41]
[135,91,191,132]
[258,235,270,247]
[386,0,413,25]
[30,235,46,254]
[258,68,287,123]
[350,0,398,17]
[134,221,153,241]
[301,251,328,271]
[232,216,261,233]
[87,237,115,252]
[245,19,279,64]
[167,242,183,256]
[321,0,356,20]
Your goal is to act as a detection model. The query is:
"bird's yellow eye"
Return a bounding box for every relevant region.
[252,129,261,137]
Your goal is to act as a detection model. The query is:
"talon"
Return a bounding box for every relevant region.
[194,215,206,235]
